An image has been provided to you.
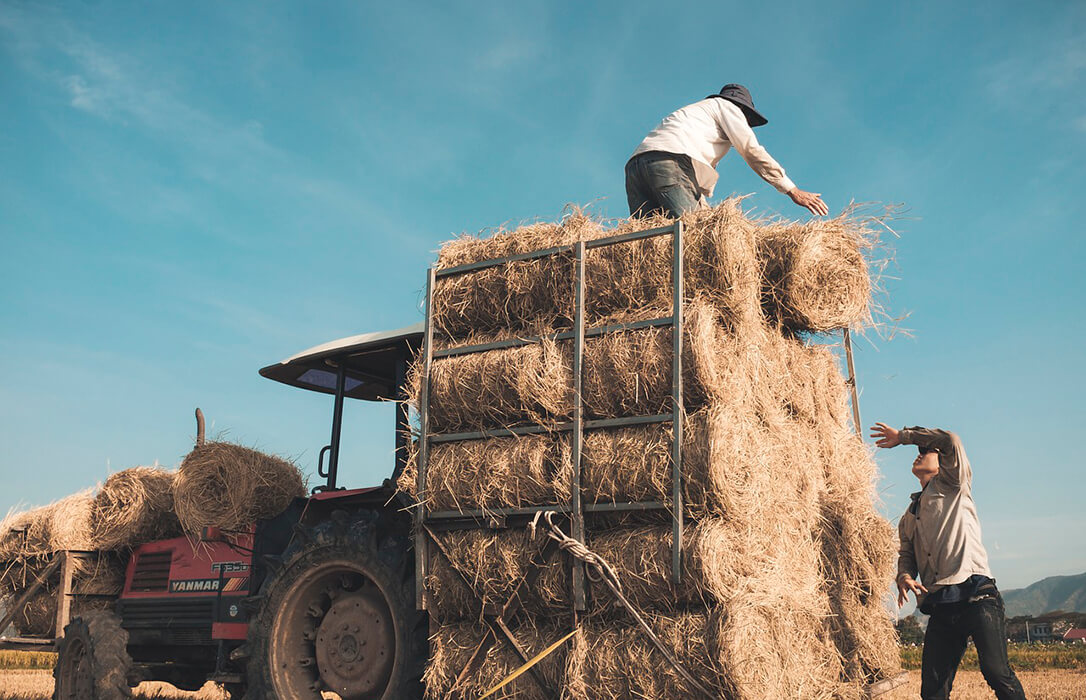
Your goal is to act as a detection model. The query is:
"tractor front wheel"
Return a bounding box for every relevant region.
[52,610,133,700]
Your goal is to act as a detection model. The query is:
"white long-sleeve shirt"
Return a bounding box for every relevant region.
[630,98,796,198]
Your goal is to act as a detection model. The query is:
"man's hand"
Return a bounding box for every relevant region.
[787,188,829,216]
[897,573,928,608]
[870,422,902,449]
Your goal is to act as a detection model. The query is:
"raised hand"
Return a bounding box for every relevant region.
[870,422,902,449]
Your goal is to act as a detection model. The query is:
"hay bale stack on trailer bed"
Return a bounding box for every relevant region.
[400,199,899,699]
[1,449,303,641]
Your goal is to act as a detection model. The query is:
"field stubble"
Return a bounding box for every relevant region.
[1,668,1085,699]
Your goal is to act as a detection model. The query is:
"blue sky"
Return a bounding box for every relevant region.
[1,1,1083,598]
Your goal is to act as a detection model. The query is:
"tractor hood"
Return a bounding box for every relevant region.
[259,322,423,401]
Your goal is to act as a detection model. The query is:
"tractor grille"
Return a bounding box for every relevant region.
[119,598,215,629]
[130,551,172,592]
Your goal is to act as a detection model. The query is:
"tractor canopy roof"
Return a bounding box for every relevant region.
[259,322,423,401]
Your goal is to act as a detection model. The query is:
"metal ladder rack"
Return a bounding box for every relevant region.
[415,221,686,612]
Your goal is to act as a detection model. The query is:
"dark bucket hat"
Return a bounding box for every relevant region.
[706,84,768,127]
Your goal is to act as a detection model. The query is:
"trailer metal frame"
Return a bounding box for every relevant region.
[414,221,687,615]
[410,219,878,697]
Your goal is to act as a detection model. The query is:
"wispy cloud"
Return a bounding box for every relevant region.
[982,33,1086,131]
[1,5,429,249]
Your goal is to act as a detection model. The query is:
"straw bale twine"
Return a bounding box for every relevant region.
[174,442,305,533]
[91,467,181,550]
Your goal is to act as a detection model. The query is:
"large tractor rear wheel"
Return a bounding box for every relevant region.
[53,610,133,700]
[243,511,425,700]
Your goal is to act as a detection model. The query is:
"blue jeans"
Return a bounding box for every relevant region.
[921,594,1026,700]
[625,151,701,218]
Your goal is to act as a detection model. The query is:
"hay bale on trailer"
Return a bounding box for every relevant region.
[399,328,826,523]
[757,216,874,333]
[3,552,127,637]
[429,199,877,345]
[91,466,182,550]
[174,441,306,534]
[0,509,35,562]
[17,491,96,558]
[423,516,825,624]
[11,588,115,638]
[396,200,898,696]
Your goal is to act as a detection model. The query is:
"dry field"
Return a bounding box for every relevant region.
[883,669,1086,699]
[1,669,1084,699]
[0,670,228,699]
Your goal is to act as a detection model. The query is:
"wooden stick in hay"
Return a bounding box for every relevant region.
[91,467,182,550]
[564,613,724,700]
[424,619,565,700]
[174,442,306,534]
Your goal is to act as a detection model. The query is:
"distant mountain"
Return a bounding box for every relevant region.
[1001,572,1086,617]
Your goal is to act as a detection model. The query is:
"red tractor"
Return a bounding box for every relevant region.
[52,324,427,700]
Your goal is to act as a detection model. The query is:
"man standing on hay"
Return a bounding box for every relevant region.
[626,83,829,218]
[871,423,1027,700]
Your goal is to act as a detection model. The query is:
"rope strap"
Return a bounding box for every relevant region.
[529,511,717,699]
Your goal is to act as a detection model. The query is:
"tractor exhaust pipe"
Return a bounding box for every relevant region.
[195,407,205,448]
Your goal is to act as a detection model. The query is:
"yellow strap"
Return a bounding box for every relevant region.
[478,628,577,699]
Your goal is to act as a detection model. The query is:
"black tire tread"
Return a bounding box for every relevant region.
[243,510,424,700]
[53,610,133,700]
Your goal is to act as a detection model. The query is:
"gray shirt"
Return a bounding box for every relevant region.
[896,427,993,607]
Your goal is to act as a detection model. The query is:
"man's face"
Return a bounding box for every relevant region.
[912,451,940,484]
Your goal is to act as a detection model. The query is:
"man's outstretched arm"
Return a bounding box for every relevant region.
[871,423,967,486]
[714,99,828,216]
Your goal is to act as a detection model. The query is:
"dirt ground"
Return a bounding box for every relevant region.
[1,668,1083,699]
[0,671,228,700]
[881,669,1085,699]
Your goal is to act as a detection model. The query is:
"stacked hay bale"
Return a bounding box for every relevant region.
[174,442,307,536]
[0,480,156,637]
[1,442,305,637]
[399,200,899,698]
